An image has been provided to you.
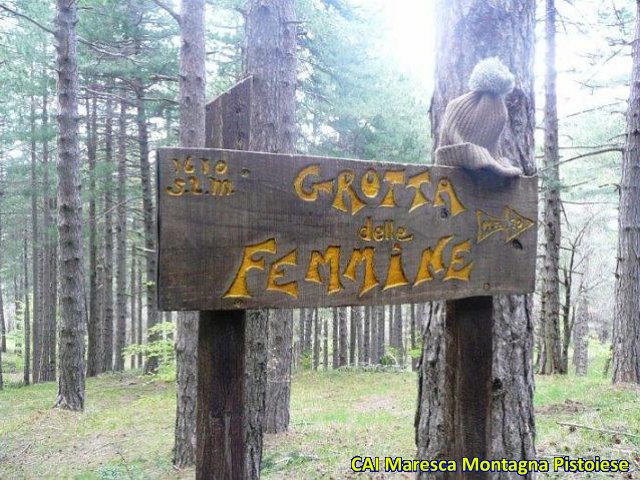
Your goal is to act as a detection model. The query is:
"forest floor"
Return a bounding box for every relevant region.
[1,340,639,479]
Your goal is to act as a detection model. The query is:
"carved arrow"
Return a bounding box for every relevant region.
[476,207,535,244]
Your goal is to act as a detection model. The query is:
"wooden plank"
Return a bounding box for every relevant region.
[205,77,253,150]
[446,297,493,479]
[157,148,537,311]
[197,78,252,480]
[197,311,246,479]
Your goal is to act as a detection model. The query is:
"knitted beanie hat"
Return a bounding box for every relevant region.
[435,58,522,177]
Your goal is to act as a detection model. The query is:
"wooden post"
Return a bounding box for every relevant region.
[197,77,253,480]
[447,297,493,479]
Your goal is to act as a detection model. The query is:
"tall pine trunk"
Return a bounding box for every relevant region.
[138,88,158,375]
[114,99,128,371]
[339,307,348,366]
[539,0,563,375]
[40,82,57,383]
[415,1,536,474]
[173,0,206,467]
[87,95,101,377]
[612,0,640,384]
[245,0,297,436]
[54,0,86,411]
[103,99,115,372]
[23,233,30,385]
[30,95,40,385]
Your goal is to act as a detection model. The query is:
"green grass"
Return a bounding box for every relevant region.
[1,339,639,479]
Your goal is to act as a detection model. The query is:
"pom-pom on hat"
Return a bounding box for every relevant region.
[435,57,522,177]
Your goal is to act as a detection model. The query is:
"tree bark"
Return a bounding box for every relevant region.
[244,0,297,438]
[87,94,101,377]
[130,245,136,369]
[355,306,363,366]
[313,308,320,370]
[103,98,115,373]
[612,0,640,384]
[0,211,5,355]
[137,245,143,368]
[573,288,589,376]
[54,0,86,411]
[136,87,158,375]
[416,1,537,476]
[332,307,338,368]
[363,306,371,364]
[376,305,385,363]
[114,99,128,372]
[339,307,348,367]
[539,0,563,376]
[322,311,328,369]
[23,233,30,385]
[30,94,40,385]
[264,309,293,434]
[40,83,57,383]
[174,0,206,467]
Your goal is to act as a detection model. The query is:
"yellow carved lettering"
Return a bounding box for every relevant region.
[444,239,474,281]
[344,247,379,296]
[333,170,365,214]
[305,246,343,294]
[361,168,381,199]
[166,178,186,196]
[184,156,195,173]
[267,250,299,297]
[188,176,203,195]
[201,158,210,174]
[223,238,277,298]
[433,178,466,216]
[406,171,431,213]
[414,235,454,286]
[383,245,409,290]
[210,178,233,196]
[294,164,333,202]
[380,170,405,208]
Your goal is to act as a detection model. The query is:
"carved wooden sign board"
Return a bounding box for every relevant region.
[157,147,537,311]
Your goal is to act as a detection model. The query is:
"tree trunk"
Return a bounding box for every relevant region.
[244,0,298,440]
[136,88,158,375]
[137,246,143,368]
[30,94,40,385]
[87,94,101,377]
[339,307,348,367]
[376,305,385,363]
[0,211,5,355]
[54,0,86,411]
[394,304,404,367]
[573,290,589,376]
[23,233,30,385]
[40,83,57,383]
[539,0,563,376]
[355,306,363,366]
[174,0,206,466]
[332,307,338,368]
[114,99,128,372]
[265,309,293,434]
[323,311,328,369]
[103,98,115,373]
[363,306,371,364]
[313,308,319,370]
[416,1,537,475]
[612,0,640,384]
[349,306,357,365]
[130,246,136,369]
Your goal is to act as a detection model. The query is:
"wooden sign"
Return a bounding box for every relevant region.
[157,147,537,311]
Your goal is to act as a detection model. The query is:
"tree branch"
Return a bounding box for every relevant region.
[0,3,55,35]
[151,0,180,24]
